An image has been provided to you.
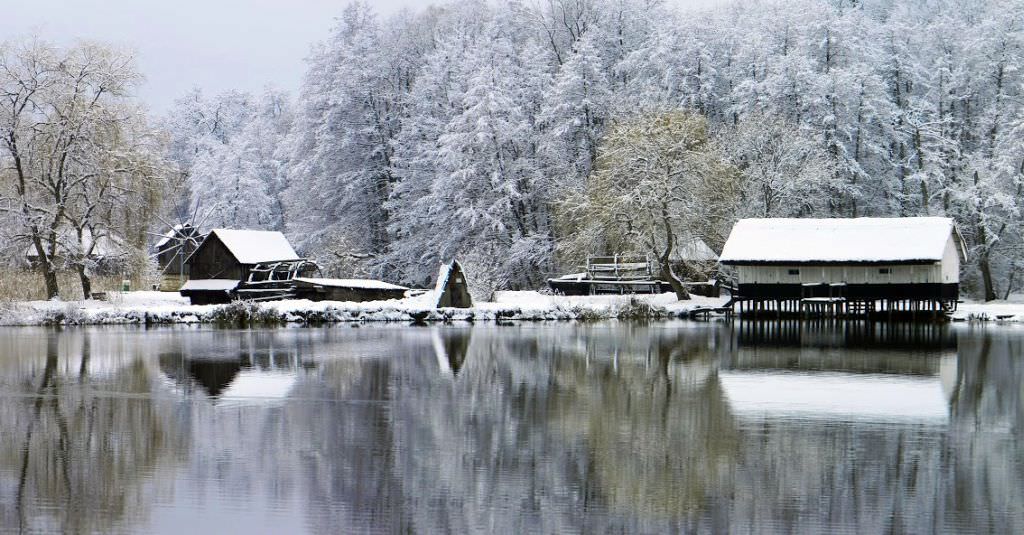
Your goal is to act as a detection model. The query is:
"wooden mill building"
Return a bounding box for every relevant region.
[185,229,301,281]
[719,217,966,318]
[154,224,203,277]
[180,229,312,304]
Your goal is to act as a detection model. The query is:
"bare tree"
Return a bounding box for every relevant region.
[0,38,169,298]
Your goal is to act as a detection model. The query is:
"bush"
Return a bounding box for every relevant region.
[614,298,671,320]
[209,300,283,328]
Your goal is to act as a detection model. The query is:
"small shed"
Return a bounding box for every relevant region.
[719,217,966,315]
[434,261,473,308]
[185,229,301,281]
[292,277,409,302]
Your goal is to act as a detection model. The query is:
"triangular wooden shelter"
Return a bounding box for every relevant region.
[434,260,473,308]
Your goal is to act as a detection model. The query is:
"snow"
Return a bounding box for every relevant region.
[154,224,183,249]
[3,290,1024,327]
[180,279,240,291]
[551,272,588,281]
[293,277,408,290]
[202,229,300,264]
[434,262,453,293]
[719,217,959,264]
[0,290,727,326]
[954,300,1024,322]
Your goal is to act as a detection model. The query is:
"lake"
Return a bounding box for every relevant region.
[0,321,1021,534]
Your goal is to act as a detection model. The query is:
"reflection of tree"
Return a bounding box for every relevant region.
[944,330,1024,532]
[1,324,1022,534]
[0,331,186,534]
[384,323,739,531]
[296,357,409,534]
[545,325,738,520]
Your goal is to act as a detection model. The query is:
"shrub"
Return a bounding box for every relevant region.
[614,298,671,320]
[210,300,283,328]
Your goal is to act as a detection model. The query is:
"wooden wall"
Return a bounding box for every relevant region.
[187,235,245,280]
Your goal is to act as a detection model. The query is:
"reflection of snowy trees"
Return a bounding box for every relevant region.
[0,331,187,534]
[0,325,1022,533]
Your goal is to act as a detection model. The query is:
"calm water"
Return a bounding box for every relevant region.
[0,321,1021,534]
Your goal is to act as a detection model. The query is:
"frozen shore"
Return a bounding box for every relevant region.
[0,290,730,326]
[2,290,1021,327]
[952,300,1024,323]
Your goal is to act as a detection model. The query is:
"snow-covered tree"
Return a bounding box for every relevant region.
[0,39,171,298]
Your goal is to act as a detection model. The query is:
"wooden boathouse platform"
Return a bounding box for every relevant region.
[718,217,966,321]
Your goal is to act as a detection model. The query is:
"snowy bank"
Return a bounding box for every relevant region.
[953,298,1024,323]
[0,290,730,327]
[5,291,1021,327]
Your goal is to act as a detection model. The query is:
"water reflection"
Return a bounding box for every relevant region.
[724,322,957,425]
[0,323,1020,534]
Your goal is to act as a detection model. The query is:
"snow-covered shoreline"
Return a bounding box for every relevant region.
[2,291,1022,327]
[952,301,1024,323]
[0,291,729,326]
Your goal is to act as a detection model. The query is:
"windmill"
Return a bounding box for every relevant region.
[148,204,211,289]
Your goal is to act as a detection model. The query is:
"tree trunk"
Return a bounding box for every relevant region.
[77,264,92,300]
[979,251,997,302]
[659,256,690,301]
[41,266,59,300]
[658,203,690,301]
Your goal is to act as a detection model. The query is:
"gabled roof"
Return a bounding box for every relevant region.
[719,217,962,265]
[194,229,300,265]
[672,235,719,262]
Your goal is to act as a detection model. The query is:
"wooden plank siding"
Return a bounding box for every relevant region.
[187,234,246,281]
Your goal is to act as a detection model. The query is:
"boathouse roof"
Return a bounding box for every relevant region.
[719,217,963,265]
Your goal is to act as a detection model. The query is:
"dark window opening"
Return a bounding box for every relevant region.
[787,269,800,276]
[879,268,891,274]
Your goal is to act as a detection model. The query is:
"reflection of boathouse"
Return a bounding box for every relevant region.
[722,321,957,424]
[720,217,965,318]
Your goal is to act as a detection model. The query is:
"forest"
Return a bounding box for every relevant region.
[2,0,1023,300]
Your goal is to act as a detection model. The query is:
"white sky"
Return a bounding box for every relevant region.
[1,0,722,115]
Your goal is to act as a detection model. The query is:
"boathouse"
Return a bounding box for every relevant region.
[718,217,966,316]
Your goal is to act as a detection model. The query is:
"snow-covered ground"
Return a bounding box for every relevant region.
[3,290,1023,326]
[0,290,729,326]
[953,297,1024,323]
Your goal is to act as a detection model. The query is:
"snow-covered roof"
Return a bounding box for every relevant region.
[719,217,960,265]
[672,235,719,262]
[154,224,201,251]
[204,229,300,264]
[155,224,183,249]
[180,279,239,291]
[294,277,408,290]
